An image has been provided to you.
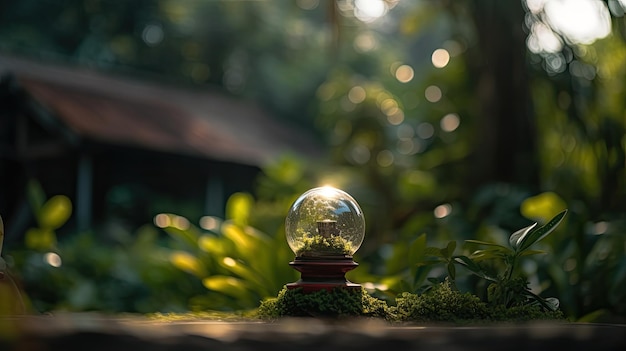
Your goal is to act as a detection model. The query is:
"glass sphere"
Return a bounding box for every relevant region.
[285,186,365,258]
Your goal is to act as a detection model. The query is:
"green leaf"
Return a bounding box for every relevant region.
[465,239,510,250]
[415,258,444,267]
[26,179,45,214]
[198,234,227,256]
[509,222,538,251]
[544,297,560,311]
[518,249,546,257]
[424,246,443,257]
[218,257,270,296]
[202,275,251,301]
[469,248,509,261]
[518,209,567,252]
[222,222,272,259]
[412,265,431,291]
[39,195,72,229]
[408,234,427,267]
[25,228,56,251]
[169,251,206,277]
[447,260,456,280]
[524,289,560,311]
[164,226,198,248]
[398,279,413,294]
[454,255,498,282]
[225,192,254,227]
[440,241,456,260]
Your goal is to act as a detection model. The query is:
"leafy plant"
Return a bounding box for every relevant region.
[456,209,568,310]
[10,180,200,313]
[23,179,72,252]
[408,234,460,291]
[160,192,297,311]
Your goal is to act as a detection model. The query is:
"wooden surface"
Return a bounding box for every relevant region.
[1,314,625,351]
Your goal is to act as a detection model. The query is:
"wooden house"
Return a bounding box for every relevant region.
[0,54,320,239]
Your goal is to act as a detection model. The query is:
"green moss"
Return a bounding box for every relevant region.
[256,280,565,324]
[390,279,565,324]
[391,279,490,323]
[295,235,353,257]
[256,286,389,319]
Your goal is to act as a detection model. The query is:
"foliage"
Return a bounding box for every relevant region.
[22,180,72,252]
[9,183,296,314]
[295,234,353,257]
[158,192,297,311]
[460,209,567,310]
[9,181,200,313]
[14,228,197,313]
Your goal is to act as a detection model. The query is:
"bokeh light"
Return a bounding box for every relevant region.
[200,216,221,231]
[354,0,388,23]
[395,64,415,83]
[592,221,609,235]
[154,213,169,228]
[432,48,450,68]
[44,252,62,268]
[296,0,319,10]
[376,150,394,167]
[440,113,460,132]
[416,122,434,139]
[434,204,452,219]
[223,257,237,267]
[142,23,164,46]
[354,32,378,53]
[387,110,404,125]
[527,22,563,53]
[424,85,442,103]
[349,144,371,165]
[525,0,612,54]
[380,98,399,115]
[544,0,611,45]
[396,124,415,139]
[154,213,190,230]
[348,86,367,104]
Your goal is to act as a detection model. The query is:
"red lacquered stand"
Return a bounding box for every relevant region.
[286,256,361,293]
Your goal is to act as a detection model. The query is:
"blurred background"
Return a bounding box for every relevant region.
[0,0,624,322]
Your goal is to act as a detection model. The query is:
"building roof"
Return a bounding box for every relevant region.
[0,54,321,167]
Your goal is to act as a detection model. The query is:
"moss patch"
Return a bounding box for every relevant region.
[256,280,565,324]
[295,235,353,257]
[256,287,387,319]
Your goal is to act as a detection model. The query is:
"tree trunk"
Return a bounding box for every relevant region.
[465,1,539,190]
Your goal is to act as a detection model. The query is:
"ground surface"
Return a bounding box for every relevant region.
[1,314,625,351]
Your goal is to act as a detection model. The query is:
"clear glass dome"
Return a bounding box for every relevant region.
[285,186,365,258]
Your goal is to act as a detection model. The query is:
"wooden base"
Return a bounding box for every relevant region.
[286,257,360,293]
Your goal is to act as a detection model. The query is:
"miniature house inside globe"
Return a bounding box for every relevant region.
[285,186,365,258]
